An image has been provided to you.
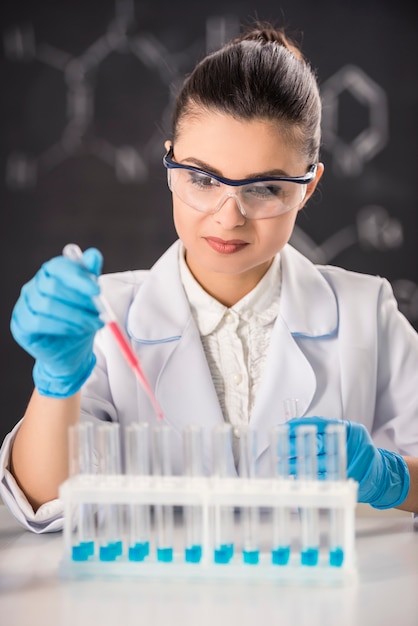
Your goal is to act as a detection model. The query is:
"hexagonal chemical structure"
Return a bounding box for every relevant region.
[321,64,388,177]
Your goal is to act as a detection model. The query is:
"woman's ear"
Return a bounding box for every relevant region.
[300,162,324,208]
[164,139,172,152]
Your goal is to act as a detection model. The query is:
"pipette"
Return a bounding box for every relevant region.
[62,243,164,421]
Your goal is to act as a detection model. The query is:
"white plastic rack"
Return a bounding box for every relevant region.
[59,471,358,583]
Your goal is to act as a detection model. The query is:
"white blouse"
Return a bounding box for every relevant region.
[179,246,281,460]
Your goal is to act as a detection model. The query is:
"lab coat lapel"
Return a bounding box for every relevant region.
[250,245,339,464]
[249,315,317,461]
[157,319,225,473]
[126,240,224,472]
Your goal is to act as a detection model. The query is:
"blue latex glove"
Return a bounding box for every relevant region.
[287,416,410,510]
[10,248,104,398]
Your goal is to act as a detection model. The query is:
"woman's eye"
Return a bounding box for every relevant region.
[244,184,284,199]
[188,172,219,189]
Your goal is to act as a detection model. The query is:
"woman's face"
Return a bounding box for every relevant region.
[167,110,323,302]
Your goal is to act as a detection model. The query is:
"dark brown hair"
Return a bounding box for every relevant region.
[172,24,321,162]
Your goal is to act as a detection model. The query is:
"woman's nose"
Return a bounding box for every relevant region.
[213,193,247,228]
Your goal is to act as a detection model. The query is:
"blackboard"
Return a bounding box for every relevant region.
[1,0,417,443]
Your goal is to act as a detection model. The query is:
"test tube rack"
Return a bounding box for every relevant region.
[59,421,358,584]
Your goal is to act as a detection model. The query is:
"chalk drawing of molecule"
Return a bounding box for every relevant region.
[290,206,418,324]
[321,64,388,177]
[291,205,403,265]
[3,1,239,189]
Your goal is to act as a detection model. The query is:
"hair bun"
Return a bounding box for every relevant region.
[234,23,304,61]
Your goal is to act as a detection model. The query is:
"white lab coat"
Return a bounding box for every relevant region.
[1,240,418,531]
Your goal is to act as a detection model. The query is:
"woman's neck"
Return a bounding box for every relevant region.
[185,257,273,307]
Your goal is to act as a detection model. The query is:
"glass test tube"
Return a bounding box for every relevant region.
[212,423,235,564]
[283,397,300,420]
[97,422,123,561]
[125,423,151,562]
[297,425,320,566]
[183,425,204,563]
[68,422,96,561]
[239,427,260,564]
[153,424,174,562]
[325,423,347,567]
[270,424,291,565]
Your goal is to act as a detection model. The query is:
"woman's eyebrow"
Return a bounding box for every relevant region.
[180,156,290,178]
[180,156,223,176]
[246,168,290,178]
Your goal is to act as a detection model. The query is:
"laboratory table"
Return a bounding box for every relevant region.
[0,504,417,626]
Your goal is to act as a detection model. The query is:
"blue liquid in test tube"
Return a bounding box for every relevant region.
[239,427,260,565]
[212,424,235,564]
[326,423,347,567]
[125,423,151,562]
[183,425,204,563]
[297,425,320,566]
[153,424,174,563]
[69,422,96,561]
[270,424,291,565]
[97,423,123,561]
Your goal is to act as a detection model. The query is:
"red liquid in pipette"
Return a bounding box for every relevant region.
[107,321,164,420]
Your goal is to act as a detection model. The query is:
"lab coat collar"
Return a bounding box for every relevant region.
[179,244,281,336]
[127,240,191,343]
[127,239,338,342]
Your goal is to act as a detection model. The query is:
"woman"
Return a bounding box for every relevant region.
[1,24,417,532]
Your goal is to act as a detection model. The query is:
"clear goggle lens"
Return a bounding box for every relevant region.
[167,168,308,219]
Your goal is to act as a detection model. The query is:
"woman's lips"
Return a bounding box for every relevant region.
[204,237,249,254]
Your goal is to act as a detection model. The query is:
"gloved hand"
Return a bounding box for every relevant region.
[10,248,104,398]
[287,416,410,510]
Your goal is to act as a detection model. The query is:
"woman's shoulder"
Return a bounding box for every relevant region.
[97,270,150,312]
[99,269,149,289]
[97,241,181,296]
[317,262,389,292]
[285,244,389,293]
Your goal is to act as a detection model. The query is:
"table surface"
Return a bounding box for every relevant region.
[1,504,417,626]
